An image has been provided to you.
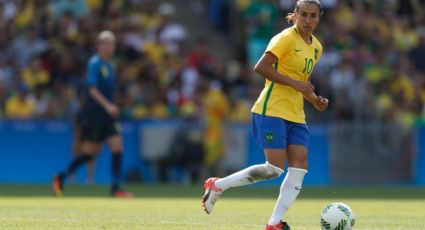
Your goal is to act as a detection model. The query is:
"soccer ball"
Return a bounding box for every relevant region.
[320,202,355,230]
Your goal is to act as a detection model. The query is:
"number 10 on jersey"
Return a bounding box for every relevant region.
[303,58,313,74]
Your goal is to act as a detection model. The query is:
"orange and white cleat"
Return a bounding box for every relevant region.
[202,177,222,214]
[112,189,134,198]
[265,221,291,230]
[52,175,64,196]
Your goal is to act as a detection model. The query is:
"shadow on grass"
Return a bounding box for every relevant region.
[0,184,424,199]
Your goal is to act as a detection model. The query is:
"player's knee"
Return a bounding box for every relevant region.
[110,146,123,153]
[108,141,123,153]
[81,142,102,154]
[287,153,308,169]
[248,162,283,182]
[264,162,283,178]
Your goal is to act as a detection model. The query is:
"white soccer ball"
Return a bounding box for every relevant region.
[320,202,355,230]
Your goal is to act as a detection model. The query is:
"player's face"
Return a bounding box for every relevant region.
[98,37,116,59]
[295,3,320,35]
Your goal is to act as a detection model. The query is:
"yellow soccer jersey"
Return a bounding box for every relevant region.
[251,26,322,123]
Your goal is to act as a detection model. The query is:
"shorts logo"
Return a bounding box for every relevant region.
[265,132,274,143]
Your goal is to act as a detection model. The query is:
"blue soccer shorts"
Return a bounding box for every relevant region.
[252,113,309,149]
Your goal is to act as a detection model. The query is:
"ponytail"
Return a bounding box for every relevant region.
[286,12,296,24]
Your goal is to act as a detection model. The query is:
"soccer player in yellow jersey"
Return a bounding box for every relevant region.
[202,1,328,229]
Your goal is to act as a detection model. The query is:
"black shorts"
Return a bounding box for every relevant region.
[80,119,120,143]
[73,115,82,136]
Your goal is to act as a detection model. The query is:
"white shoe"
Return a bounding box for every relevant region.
[202,177,222,214]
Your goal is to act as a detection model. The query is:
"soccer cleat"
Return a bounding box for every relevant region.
[265,221,291,230]
[52,175,64,196]
[202,177,222,214]
[112,189,134,198]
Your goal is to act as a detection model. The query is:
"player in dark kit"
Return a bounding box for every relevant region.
[52,31,132,198]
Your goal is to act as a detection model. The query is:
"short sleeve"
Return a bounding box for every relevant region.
[266,32,294,59]
[86,60,98,87]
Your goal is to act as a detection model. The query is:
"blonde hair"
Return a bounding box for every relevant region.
[286,0,323,24]
[96,30,116,43]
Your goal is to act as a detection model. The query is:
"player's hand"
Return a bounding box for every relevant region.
[292,80,315,95]
[106,103,120,118]
[314,96,329,111]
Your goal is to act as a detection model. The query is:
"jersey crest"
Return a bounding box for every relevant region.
[101,65,109,79]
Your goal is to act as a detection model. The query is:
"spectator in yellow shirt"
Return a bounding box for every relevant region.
[5,84,36,119]
[203,81,229,171]
[22,57,50,89]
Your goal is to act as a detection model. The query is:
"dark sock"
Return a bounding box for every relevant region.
[59,154,94,181]
[111,152,122,191]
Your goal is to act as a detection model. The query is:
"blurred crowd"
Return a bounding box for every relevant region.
[0,0,249,123]
[309,0,424,127]
[227,0,425,127]
[0,0,424,128]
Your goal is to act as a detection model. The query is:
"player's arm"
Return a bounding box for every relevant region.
[303,91,329,112]
[254,52,315,95]
[88,87,119,117]
[86,62,119,118]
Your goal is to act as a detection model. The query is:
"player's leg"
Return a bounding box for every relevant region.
[214,149,285,191]
[52,141,101,196]
[68,120,82,184]
[214,114,287,191]
[76,127,97,184]
[52,121,102,196]
[106,122,133,197]
[69,120,96,184]
[267,145,307,229]
[66,141,101,179]
[202,157,284,214]
[203,114,286,214]
[267,122,309,228]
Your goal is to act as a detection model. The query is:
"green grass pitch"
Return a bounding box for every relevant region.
[0,184,424,229]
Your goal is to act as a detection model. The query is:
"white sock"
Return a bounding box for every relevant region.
[215,162,283,191]
[268,167,307,225]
